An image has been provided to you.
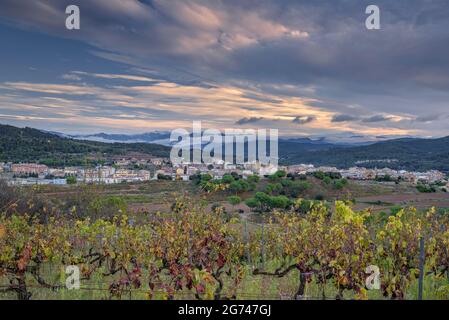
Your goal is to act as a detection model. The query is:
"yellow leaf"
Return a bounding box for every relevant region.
[0,224,6,239]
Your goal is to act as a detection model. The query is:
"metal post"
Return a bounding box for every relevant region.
[261,220,265,270]
[244,219,251,266]
[418,236,425,300]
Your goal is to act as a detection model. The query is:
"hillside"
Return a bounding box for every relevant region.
[2,123,449,172]
[280,136,449,172]
[0,124,170,166]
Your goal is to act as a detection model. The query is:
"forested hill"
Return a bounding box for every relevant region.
[0,124,170,166]
[280,136,449,173]
[2,123,449,172]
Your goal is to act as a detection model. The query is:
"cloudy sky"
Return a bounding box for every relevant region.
[0,0,449,139]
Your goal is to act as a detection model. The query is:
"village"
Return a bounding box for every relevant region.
[0,157,447,187]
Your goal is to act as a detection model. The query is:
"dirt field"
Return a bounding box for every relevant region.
[32,179,449,215]
[354,192,449,212]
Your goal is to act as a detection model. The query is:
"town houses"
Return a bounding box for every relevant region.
[66,166,152,184]
[283,164,446,184]
[0,159,447,186]
[11,163,49,176]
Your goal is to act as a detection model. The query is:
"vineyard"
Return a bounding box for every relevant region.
[1,197,449,300]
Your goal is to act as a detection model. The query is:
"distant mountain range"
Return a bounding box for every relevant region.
[57,131,384,147]
[2,124,449,172]
[55,131,173,145]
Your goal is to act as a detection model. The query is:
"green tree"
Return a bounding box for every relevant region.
[222,174,235,184]
[254,192,272,211]
[275,170,287,178]
[285,180,311,198]
[66,176,77,185]
[229,180,243,194]
[247,175,260,184]
[229,180,249,194]
[313,171,326,180]
[281,179,293,188]
[245,197,261,212]
[333,179,348,190]
[269,195,290,209]
[227,195,241,211]
[265,183,282,195]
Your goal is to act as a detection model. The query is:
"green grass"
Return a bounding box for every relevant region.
[2,261,448,300]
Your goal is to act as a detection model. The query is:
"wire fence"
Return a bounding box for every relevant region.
[0,284,341,300]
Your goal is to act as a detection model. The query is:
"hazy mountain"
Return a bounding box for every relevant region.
[63,131,375,147]
[68,131,172,145]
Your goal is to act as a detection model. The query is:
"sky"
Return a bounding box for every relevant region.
[0,0,449,139]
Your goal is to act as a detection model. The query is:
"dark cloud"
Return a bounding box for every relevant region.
[235,117,264,125]
[4,0,449,94]
[1,1,449,136]
[331,114,359,122]
[415,114,440,122]
[292,115,315,125]
[362,115,393,123]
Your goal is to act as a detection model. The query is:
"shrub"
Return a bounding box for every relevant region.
[247,175,260,184]
[269,195,290,209]
[245,197,261,211]
[66,176,77,184]
[416,183,436,193]
[227,195,241,207]
[284,180,311,198]
[333,178,348,190]
[222,174,235,184]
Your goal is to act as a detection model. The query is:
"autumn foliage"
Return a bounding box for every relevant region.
[1,197,449,300]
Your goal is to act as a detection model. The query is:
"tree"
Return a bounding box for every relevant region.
[264,183,282,195]
[416,183,436,193]
[222,174,234,184]
[269,195,290,209]
[333,178,348,190]
[275,170,287,178]
[281,179,293,188]
[66,176,77,185]
[227,196,241,212]
[247,175,260,184]
[254,192,272,212]
[229,180,249,194]
[229,181,242,194]
[245,197,261,211]
[333,180,345,190]
[313,171,326,180]
[285,181,311,198]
